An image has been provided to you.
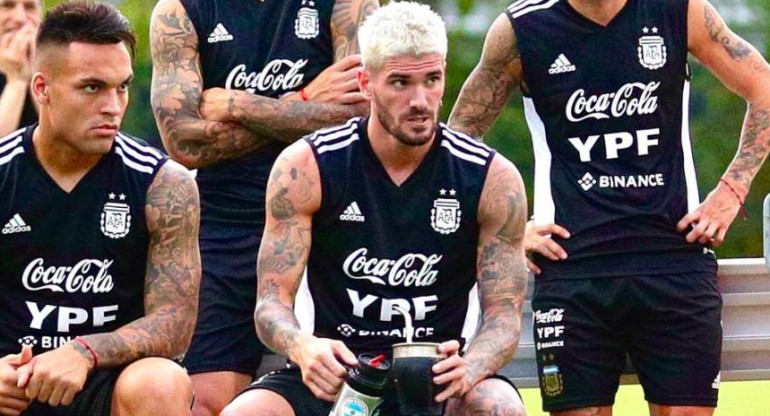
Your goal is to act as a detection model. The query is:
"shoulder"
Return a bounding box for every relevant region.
[505,0,561,20]
[114,132,167,177]
[479,153,526,225]
[304,117,363,155]
[146,159,199,219]
[438,123,495,167]
[0,128,29,171]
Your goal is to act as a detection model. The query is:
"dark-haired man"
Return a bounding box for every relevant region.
[0,2,200,415]
[449,0,770,414]
[0,0,40,136]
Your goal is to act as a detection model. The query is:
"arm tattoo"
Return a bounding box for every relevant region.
[464,159,528,386]
[724,106,770,191]
[703,4,752,61]
[449,16,523,139]
[255,156,316,357]
[82,163,201,366]
[150,0,275,168]
[331,0,378,60]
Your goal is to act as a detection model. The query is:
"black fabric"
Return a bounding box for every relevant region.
[22,366,125,416]
[302,118,494,355]
[0,126,167,357]
[532,271,722,411]
[0,74,37,128]
[507,0,717,279]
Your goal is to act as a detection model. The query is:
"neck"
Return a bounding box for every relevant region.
[32,122,103,192]
[367,115,434,186]
[567,0,627,25]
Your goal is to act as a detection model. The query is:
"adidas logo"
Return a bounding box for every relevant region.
[548,54,576,74]
[339,202,365,222]
[2,213,31,234]
[207,23,233,44]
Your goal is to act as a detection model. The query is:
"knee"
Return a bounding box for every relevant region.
[114,358,193,411]
[461,378,527,416]
[219,389,292,416]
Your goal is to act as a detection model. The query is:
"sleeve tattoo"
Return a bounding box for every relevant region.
[464,156,528,386]
[330,0,379,60]
[78,162,201,367]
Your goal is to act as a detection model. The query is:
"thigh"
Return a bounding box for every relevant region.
[532,278,627,412]
[445,376,525,416]
[628,272,722,408]
[23,367,123,416]
[184,232,265,375]
[234,367,331,416]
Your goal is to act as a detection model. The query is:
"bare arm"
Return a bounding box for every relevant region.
[677,0,770,245]
[0,24,35,136]
[465,154,528,385]
[330,0,379,61]
[448,14,523,138]
[80,161,201,365]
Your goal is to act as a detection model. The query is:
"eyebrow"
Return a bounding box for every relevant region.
[78,75,135,85]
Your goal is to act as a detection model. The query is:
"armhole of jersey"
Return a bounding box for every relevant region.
[304,137,326,216]
[179,0,204,45]
[503,10,533,98]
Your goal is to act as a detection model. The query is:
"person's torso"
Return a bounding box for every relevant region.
[0,126,167,355]
[507,0,716,278]
[181,0,336,232]
[298,118,494,354]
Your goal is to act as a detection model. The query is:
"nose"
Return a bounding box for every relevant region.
[9,4,28,26]
[101,89,123,117]
[409,85,429,110]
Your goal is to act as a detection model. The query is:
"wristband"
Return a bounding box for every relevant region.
[719,178,748,220]
[74,336,99,369]
[299,88,310,102]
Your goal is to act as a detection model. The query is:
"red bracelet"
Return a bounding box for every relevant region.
[74,337,99,368]
[719,178,748,220]
[299,88,310,102]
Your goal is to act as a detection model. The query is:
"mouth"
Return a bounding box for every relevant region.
[92,124,119,135]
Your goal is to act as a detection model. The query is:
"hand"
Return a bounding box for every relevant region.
[677,181,743,247]
[0,23,36,83]
[200,87,237,122]
[523,220,570,274]
[290,335,357,402]
[0,345,33,416]
[19,343,92,407]
[432,340,471,402]
[299,55,365,105]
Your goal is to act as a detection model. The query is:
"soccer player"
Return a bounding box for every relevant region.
[149,0,377,414]
[449,0,770,415]
[0,3,200,415]
[0,0,40,136]
[221,3,528,416]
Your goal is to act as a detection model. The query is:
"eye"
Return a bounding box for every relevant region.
[392,79,405,88]
[84,85,98,93]
[118,82,131,92]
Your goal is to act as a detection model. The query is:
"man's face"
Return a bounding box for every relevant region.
[36,42,133,155]
[0,0,41,35]
[363,53,445,147]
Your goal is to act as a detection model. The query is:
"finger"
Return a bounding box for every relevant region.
[712,227,727,247]
[532,240,561,261]
[0,394,29,411]
[16,364,33,389]
[24,375,41,401]
[540,223,571,239]
[60,387,77,407]
[307,371,339,397]
[34,379,53,404]
[677,212,698,232]
[434,380,462,403]
[338,77,360,92]
[437,340,460,356]
[432,354,462,375]
[542,238,568,260]
[0,405,24,416]
[526,258,541,275]
[699,223,720,245]
[333,54,362,70]
[331,341,357,367]
[338,92,366,105]
[687,219,710,244]
[47,383,66,407]
[307,380,337,402]
[432,366,465,385]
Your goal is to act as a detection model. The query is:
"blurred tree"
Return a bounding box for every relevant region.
[44,0,768,258]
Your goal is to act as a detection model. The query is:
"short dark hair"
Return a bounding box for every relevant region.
[37,1,136,58]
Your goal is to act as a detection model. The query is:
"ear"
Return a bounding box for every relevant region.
[30,72,49,105]
[357,68,373,101]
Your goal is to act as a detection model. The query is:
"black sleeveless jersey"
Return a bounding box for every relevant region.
[295,118,495,355]
[506,0,716,279]
[0,126,167,356]
[0,75,37,127]
[181,0,335,233]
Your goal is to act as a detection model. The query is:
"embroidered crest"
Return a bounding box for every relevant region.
[295,0,319,39]
[638,26,666,70]
[542,364,564,397]
[431,189,461,235]
[101,193,131,239]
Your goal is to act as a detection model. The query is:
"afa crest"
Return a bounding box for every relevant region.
[101,193,131,239]
[541,364,563,397]
[431,189,461,235]
[295,0,319,39]
[638,26,666,70]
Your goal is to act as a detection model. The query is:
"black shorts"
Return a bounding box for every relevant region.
[532,271,722,411]
[184,231,266,375]
[22,366,124,416]
[241,366,521,416]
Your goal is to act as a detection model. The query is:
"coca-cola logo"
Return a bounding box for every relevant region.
[566,81,660,122]
[22,258,115,294]
[225,59,308,94]
[342,248,442,287]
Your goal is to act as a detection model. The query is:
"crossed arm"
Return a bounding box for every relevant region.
[150,0,375,168]
[14,161,201,407]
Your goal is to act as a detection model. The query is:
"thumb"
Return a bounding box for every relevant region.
[16,357,35,388]
[8,344,33,366]
[331,341,357,367]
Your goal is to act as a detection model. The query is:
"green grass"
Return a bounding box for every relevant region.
[519,381,770,415]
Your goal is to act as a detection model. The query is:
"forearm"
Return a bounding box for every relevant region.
[721,101,770,195]
[255,299,305,360]
[0,81,28,136]
[234,94,368,141]
[463,304,522,386]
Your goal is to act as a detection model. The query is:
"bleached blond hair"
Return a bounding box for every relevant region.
[358,1,447,70]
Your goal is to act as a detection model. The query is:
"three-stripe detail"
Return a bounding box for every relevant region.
[115,133,163,175]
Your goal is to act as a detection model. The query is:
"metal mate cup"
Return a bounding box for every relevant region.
[391,342,448,416]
